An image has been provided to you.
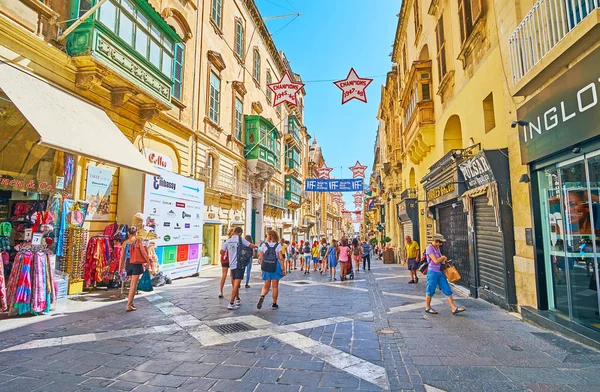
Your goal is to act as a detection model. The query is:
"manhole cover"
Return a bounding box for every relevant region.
[508,345,524,351]
[213,323,256,334]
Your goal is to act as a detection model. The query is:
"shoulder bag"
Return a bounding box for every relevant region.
[130,239,151,264]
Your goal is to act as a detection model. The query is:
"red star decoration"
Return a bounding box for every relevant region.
[334,68,373,105]
[349,161,368,178]
[317,164,333,179]
[267,72,305,107]
[352,191,363,198]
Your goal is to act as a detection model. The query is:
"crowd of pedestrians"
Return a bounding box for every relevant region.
[220,228,464,316]
[219,229,374,310]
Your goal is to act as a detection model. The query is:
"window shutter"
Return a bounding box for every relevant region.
[458,0,466,44]
[172,43,184,101]
[470,0,484,23]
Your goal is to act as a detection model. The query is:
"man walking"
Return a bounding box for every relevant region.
[361,240,372,270]
[404,235,420,284]
[222,227,257,309]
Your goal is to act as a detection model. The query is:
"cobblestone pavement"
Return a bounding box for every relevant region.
[0,257,600,391]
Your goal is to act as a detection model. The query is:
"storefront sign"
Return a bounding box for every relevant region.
[144,169,205,279]
[305,178,363,192]
[144,168,205,247]
[0,176,54,192]
[85,166,113,221]
[458,152,495,189]
[427,182,455,202]
[144,148,174,171]
[517,46,600,163]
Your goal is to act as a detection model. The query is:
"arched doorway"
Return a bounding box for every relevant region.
[443,115,463,154]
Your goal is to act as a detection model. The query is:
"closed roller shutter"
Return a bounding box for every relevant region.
[474,195,506,300]
[402,221,413,241]
[438,202,471,288]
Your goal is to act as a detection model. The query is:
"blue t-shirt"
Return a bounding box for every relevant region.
[361,243,371,255]
[425,244,442,273]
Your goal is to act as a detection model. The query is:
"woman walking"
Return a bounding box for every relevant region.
[337,238,351,281]
[424,234,465,315]
[257,230,286,310]
[326,239,338,280]
[351,238,362,273]
[121,226,149,312]
[303,241,312,274]
[244,235,254,289]
[311,241,319,272]
[319,238,328,274]
[218,229,234,298]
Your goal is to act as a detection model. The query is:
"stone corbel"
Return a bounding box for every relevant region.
[111,87,136,107]
[207,51,226,72]
[140,105,161,122]
[232,81,247,96]
[251,101,263,114]
[75,71,104,90]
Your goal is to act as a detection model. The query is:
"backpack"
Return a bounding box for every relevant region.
[237,237,252,270]
[261,243,278,272]
[290,246,296,255]
[320,245,327,257]
[303,245,311,254]
[113,224,128,242]
[353,246,361,256]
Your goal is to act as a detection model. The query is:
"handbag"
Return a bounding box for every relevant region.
[137,270,153,292]
[130,239,150,264]
[443,265,461,283]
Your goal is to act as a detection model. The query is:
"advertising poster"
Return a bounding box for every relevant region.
[85,166,113,221]
[144,168,205,279]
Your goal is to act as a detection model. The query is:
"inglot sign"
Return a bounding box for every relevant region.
[516,46,600,163]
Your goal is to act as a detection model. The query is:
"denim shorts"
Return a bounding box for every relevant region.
[304,255,311,263]
[426,270,452,296]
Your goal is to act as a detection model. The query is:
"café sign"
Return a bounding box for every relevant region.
[427,182,455,201]
[144,148,174,171]
[0,176,54,192]
[458,152,495,189]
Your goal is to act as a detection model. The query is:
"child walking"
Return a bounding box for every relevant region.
[326,239,338,281]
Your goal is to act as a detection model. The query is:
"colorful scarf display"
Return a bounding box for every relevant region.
[6,250,54,316]
[84,236,111,286]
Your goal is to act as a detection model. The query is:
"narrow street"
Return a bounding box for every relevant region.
[0,257,598,392]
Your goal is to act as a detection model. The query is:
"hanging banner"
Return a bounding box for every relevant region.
[85,166,114,221]
[305,178,363,192]
[317,164,333,179]
[267,72,305,107]
[349,161,368,178]
[334,68,373,104]
[144,168,205,279]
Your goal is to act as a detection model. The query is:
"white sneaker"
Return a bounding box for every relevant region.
[235,298,241,305]
[227,303,239,310]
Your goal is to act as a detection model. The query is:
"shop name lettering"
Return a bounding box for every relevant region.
[521,79,599,142]
[0,177,53,191]
[427,182,455,200]
[459,156,493,186]
[148,153,168,168]
[153,177,176,191]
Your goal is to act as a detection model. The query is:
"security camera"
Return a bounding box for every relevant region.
[511,120,529,128]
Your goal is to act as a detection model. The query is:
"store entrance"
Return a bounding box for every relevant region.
[537,151,600,331]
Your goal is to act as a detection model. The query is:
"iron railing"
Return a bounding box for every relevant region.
[265,192,287,209]
[509,0,599,84]
[198,168,248,197]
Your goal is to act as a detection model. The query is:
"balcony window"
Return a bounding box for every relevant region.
[78,0,92,18]
[286,146,301,169]
[235,21,244,58]
[253,50,261,84]
[97,0,175,77]
[209,71,221,124]
[172,43,184,101]
[266,71,272,102]
[211,0,222,28]
[259,123,268,147]
[234,97,243,141]
[435,15,447,82]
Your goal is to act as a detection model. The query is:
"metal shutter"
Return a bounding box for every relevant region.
[402,221,414,241]
[438,202,471,288]
[474,195,506,299]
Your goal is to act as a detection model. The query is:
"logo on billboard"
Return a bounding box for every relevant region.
[164,235,171,242]
[176,202,185,208]
[163,222,171,227]
[182,211,191,219]
[153,176,176,191]
[185,223,191,229]
[167,210,176,217]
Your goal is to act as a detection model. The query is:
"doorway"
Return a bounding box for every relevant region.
[537,151,600,331]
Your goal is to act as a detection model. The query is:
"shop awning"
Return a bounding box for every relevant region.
[0,63,159,176]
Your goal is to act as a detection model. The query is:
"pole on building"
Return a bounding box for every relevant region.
[57,0,108,42]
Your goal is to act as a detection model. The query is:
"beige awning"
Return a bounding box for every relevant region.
[0,63,159,176]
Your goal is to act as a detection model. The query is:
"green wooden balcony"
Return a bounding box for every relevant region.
[285,115,302,147]
[65,0,181,109]
[285,175,302,205]
[245,115,280,169]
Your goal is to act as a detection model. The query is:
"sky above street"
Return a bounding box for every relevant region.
[256,0,400,214]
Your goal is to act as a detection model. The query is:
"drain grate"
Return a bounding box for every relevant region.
[295,281,311,285]
[213,323,256,334]
[508,345,524,351]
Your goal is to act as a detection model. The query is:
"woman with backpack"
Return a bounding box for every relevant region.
[325,239,338,281]
[218,228,234,299]
[257,230,286,310]
[319,238,328,274]
[311,241,320,272]
[303,241,312,274]
[351,238,363,273]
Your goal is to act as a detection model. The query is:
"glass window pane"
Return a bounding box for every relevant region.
[151,24,160,39]
[135,28,149,57]
[149,39,161,68]
[136,11,148,26]
[118,13,134,45]
[79,0,92,18]
[122,0,134,14]
[162,52,172,76]
[98,0,117,32]
[162,36,173,53]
